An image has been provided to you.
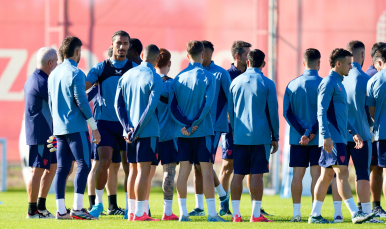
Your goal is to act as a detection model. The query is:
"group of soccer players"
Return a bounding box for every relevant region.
[23,29,386,224]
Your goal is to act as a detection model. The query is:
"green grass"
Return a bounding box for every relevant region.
[0,189,384,228]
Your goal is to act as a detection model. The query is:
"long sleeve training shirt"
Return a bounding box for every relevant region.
[283,69,322,145]
[168,62,215,138]
[317,70,357,146]
[48,59,93,135]
[115,62,163,141]
[203,61,231,133]
[228,67,279,145]
[157,75,175,142]
[342,62,372,142]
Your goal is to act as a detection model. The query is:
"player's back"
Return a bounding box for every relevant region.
[157,76,175,142]
[367,69,386,140]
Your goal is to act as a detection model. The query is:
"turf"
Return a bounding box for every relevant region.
[0,189,384,228]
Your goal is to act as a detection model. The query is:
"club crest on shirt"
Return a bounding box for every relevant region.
[115,70,122,75]
[340,156,345,163]
[338,86,342,91]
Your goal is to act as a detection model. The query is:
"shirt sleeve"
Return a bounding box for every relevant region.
[114,79,132,134]
[221,70,232,104]
[266,80,279,141]
[87,86,98,102]
[38,78,49,103]
[131,75,163,140]
[86,62,105,85]
[73,71,93,120]
[347,121,358,136]
[283,86,308,136]
[228,84,235,131]
[168,78,195,127]
[366,78,376,107]
[317,81,334,139]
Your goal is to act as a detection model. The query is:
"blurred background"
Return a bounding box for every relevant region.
[0,0,385,193]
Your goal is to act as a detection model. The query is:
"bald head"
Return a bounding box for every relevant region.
[142,44,160,64]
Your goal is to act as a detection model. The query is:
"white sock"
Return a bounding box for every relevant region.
[125,192,128,210]
[56,199,66,215]
[215,184,227,198]
[95,189,104,204]
[164,199,173,216]
[195,194,204,209]
[231,200,241,217]
[178,198,188,217]
[252,201,262,218]
[135,201,145,217]
[333,201,343,217]
[73,193,83,211]
[362,202,372,214]
[128,199,136,214]
[144,200,149,215]
[344,198,359,217]
[311,200,323,217]
[206,198,217,217]
[293,203,301,217]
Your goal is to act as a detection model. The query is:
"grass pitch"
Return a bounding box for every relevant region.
[0,188,384,228]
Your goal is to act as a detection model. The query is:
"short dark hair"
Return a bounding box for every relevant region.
[303,48,321,64]
[346,40,365,53]
[329,48,353,68]
[156,48,171,68]
[112,30,130,42]
[58,45,64,62]
[187,40,204,57]
[231,40,252,60]
[107,47,113,57]
[370,42,386,58]
[61,36,82,58]
[373,47,386,63]
[143,44,160,61]
[247,49,265,68]
[202,40,214,52]
[129,38,143,55]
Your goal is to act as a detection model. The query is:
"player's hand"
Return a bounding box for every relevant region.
[353,134,363,149]
[181,127,190,136]
[92,129,101,144]
[299,135,310,145]
[124,128,134,143]
[310,134,316,141]
[323,138,333,153]
[191,126,198,133]
[47,136,57,152]
[371,132,375,143]
[271,141,278,154]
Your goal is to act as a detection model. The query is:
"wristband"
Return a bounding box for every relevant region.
[86,118,97,130]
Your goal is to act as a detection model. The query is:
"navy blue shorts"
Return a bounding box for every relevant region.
[178,136,214,164]
[346,141,371,181]
[319,143,348,168]
[211,132,222,155]
[377,140,386,168]
[28,144,57,170]
[221,123,234,159]
[94,120,126,151]
[233,144,270,175]
[371,141,378,166]
[289,145,321,167]
[157,139,178,165]
[125,137,158,164]
[91,142,122,163]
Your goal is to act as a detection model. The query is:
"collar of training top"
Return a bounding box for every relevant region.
[63,58,78,67]
[351,62,362,70]
[303,69,318,76]
[189,62,203,68]
[34,68,49,79]
[140,61,156,70]
[245,67,263,74]
[329,70,344,82]
[230,63,242,74]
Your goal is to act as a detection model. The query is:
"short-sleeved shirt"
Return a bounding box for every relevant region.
[24,69,53,145]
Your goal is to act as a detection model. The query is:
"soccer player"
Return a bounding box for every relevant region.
[168,40,227,222]
[229,49,278,223]
[189,40,231,217]
[367,46,386,218]
[86,31,136,218]
[309,48,374,224]
[126,38,143,65]
[365,42,386,217]
[115,44,162,221]
[48,36,100,220]
[24,47,58,219]
[154,48,179,220]
[283,48,322,222]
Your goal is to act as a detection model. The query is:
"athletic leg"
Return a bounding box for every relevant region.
[87,160,98,210]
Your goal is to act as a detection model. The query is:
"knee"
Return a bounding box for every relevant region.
[99,160,111,170]
[322,170,335,181]
[336,170,349,180]
[57,166,71,177]
[223,163,234,174]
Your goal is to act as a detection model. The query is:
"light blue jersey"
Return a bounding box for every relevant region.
[157,75,175,142]
[283,69,322,145]
[366,69,386,140]
[228,67,279,145]
[342,62,372,142]
[87,58,137,122]
[317,70,357,146]
[203,61,231,133]
[169,62,215,138]
[115,62,163,140]
[48,59,93,135]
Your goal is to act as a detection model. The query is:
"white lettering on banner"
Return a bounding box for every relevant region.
[0,49,28,101]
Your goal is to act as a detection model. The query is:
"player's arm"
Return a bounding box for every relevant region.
[87,86,98,102]
[114,79,133,135]
[366,79,376,121]
[131,76,164,141]
[168,79,194,127]
[221,70,232,104]
[267,80,279,153]
[317,82,334,153]
[227,85,235,131]
[85,62,104,90]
